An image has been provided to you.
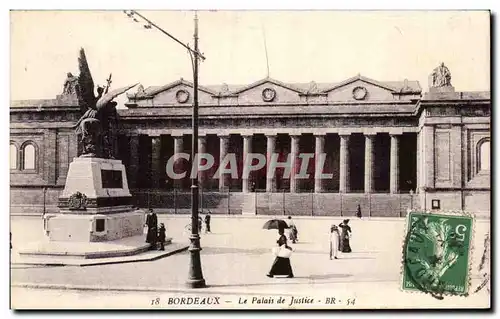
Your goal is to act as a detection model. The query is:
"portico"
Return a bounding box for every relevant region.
[118,129,414,195]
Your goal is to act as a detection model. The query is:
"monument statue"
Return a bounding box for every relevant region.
[73,48,137,158]
[62,72,79,95]
[430,62,452,87]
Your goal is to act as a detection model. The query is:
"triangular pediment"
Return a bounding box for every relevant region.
[232,77,304,95]
[323,75,397,93]
[324,75,398,101]
[143,79,217,105]
[147,79,218,97]
[233,77,303,103]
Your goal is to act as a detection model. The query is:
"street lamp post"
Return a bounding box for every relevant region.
[187,12,206,288]
[252,182,257,215]
[125,10,206,288]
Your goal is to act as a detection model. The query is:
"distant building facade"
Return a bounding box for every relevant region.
[10,71,491,217]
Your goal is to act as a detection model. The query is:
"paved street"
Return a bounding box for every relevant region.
[10,215,490,309]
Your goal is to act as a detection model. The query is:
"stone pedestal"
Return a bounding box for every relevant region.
[45,157,144,243]
[19,157,151,261]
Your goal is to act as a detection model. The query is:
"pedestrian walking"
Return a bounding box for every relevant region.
[329,225,340,259]
[267,227,294,278]
[287,216,298,243]
[338,219,352,253]
[356,204,362,219]
[145,210,158,250]
[157,223,166,251]
[204,211,212,233]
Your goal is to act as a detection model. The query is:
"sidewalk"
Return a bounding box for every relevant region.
[10,215,490,309]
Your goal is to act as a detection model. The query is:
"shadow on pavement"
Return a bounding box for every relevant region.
[201,247,271,255]
[307,273,352,280]
[208,273,353,289]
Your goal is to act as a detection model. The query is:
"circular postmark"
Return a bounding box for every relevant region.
[403,213,470,299]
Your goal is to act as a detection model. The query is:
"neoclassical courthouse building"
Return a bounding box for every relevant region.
[10,67,491,217]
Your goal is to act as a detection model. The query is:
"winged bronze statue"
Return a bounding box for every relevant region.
[74,48,137,158]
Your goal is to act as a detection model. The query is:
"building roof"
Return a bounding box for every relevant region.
[127,75,422,100]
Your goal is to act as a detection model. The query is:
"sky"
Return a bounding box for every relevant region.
[10,10,490,106]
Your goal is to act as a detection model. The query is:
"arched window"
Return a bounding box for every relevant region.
[10,144,18,170]
[478,139,490,172]
[23,143,36,170]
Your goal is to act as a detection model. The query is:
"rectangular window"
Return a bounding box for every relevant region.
[431,199,441,210]
[95,219,105,232]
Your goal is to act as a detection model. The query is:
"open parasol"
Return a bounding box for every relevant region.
[262,219,289,230]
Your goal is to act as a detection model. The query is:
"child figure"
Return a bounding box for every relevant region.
[158,223,166,251]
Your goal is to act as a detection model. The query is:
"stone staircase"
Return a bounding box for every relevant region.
[241,193,257,215]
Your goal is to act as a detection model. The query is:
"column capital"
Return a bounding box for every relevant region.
[289,133,301,139]
[313,133,326,137]
[241,134,253,139]
[339,134,351,140]
[218,134,230,139]
[364,132,378,136]
[171,133,184,138]
[338,129,352,136]
[389,133,402,138]
[389,128,403,136]
[265,133,277,137]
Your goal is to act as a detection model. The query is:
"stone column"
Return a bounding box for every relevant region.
[197,135,207,189]
[219,135,230,191]
[290,134,300,193]
[314,134,325,193]
[339,134,350,193]
[44,128,57,184]
[416,131,421,192]
[242,135,253,193]
[364,133,375,193]
[266,134,277,192]
[151,136,162,189]
[173,135,184,190]
[128,135,140,189]
[423,126,435,189]
[390,134,400,193]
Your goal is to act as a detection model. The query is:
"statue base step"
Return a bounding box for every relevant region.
[44,210,144,242]
[17,235,173,261]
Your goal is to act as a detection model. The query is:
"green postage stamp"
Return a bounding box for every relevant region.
[402,211,474,298]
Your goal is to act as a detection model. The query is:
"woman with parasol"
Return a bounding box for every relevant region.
[263,219,294,278]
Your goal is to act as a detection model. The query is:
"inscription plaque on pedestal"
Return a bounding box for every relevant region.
[101,169,123,188]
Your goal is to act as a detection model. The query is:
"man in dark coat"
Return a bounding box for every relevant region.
[204,211,212,233]
[145,210,158,249]
[356,204,362,219]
